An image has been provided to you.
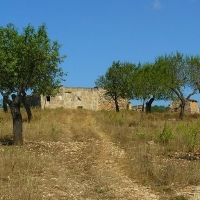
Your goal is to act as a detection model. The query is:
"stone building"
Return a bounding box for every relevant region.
[132,105,143,112]
[29,86,130,111]
[169,99,199,114]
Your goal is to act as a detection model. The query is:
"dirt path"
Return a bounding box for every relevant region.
[89,138,160,200]
[22,113,160,199]
[25,137,159,199]
[90,119,160,200]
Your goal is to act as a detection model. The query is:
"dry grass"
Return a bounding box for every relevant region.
[1,108,200,199]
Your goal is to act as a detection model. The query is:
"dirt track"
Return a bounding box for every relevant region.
[23,113,160,200]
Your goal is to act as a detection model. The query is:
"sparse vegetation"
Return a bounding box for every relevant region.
[0,108,200,199]
[151,105,169,113]
[158,122,174,144]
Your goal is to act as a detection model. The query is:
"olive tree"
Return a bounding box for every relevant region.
[95,61,136,112]
[0,23,66,145]
[133,63,171,113]
[154,52,200,119]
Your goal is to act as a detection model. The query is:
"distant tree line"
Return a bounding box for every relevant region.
[95,52,200,119]
[151,105,169,113]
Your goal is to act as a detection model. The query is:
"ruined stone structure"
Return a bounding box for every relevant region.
[169,99,199,114]
[30,86,130,111]
[132,105,143,112]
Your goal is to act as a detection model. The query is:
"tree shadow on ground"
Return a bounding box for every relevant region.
[0,136,13,146]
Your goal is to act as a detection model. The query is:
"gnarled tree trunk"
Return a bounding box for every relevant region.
[146,97,155,114]
[10,94,23,145]
[142,98,146,112]
[113,92,120,112]
[3,96,8,113]
[115,99,120,112]
[21,92,32,122]
[179,99,186,120]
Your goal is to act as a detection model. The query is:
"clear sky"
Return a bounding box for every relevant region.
[0,0,200,106]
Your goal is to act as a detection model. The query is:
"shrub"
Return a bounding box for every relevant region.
[158,122,174,144]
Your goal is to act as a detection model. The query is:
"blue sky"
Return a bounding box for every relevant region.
[0,0,200,106]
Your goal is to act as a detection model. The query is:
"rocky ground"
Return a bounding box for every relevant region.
[22,132,200,200]
[24,138,160,199]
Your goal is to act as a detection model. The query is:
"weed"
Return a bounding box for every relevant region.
[95,185,109,194]
[158,122,174,144]
[135,124,149,139]
[109,113,125,125]
[177,121,200,152]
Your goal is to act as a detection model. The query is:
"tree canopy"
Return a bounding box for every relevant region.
[96,52,200,118]
[131,62,173,113]
[154,52,200,119]
[95,61,136,112]
[0,23,66,95]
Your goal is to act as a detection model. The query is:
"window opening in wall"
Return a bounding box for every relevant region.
[77,106,83,109]
[46,96,50,102]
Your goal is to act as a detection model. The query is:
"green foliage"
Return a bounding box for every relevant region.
[95,61,136,111]
[177,121,200,152]
[135,124,149,138]
[151,105,169,113]
[0,23,66,96]
[133,62,169,102]
[109,113,125,126]
[159,122,174,144]
[154,52,200,119]
[0,23,66,145]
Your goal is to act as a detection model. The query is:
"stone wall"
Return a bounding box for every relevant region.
[186,100,200,113]
[132,105,143,112]
[40,86,130,111]
[169,99,199,114]
[97,89,129,111]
